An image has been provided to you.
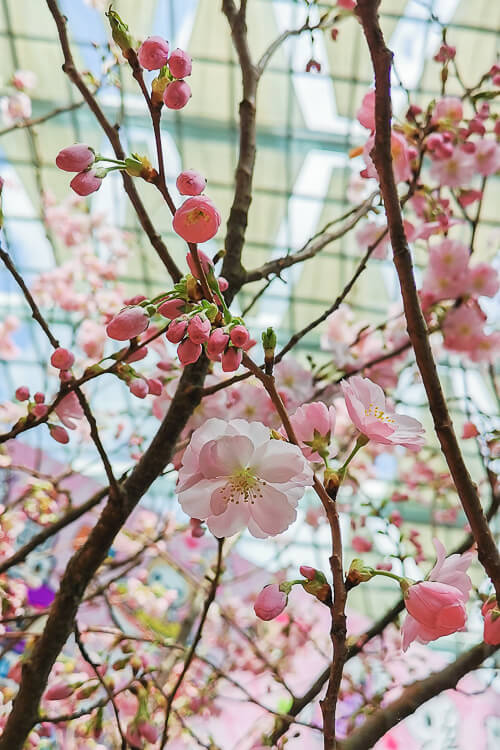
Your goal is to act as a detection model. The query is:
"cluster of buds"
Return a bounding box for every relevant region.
[254,566,332,621]
[138,36,193,111]
[56,144,157,196]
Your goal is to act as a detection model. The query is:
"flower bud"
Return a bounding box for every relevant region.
[254,584,287,621]
[45,681,74,701]
[34,392,45,404]
[106,8,134,53]
[138,36,169,70]
[166,318,188,343]
[129,379,149,399]
[176,169,206,196]
[168,48,192,78]
[158,298,186,319]
[106,307,149,341]
[221,347,242,372]
[187,315,211,344]
[50,347,75,370]
[206,328,229,360]
[177,339,202,366]
[56,144,94,173]
[70,170,103,196]
[229,324,250,348]
[147,378,163,396]
[163,80,191,110]
[49,425,70,444]
[173,196,221,244]
[15,386,30,401]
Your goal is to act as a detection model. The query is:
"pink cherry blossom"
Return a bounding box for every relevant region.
[402,538,473,650]
[442,304,485,353]
[432,96,463,124]
[356,90,375,131]
[474,139,500,176]
[176,169,206,196]
[137,36,169,70]
[173,196,221,243]
[177,418,313,538]
[70,170,103,196]
[468,263,499,298]
[254,584,288,620]
[482,600,500,645]
[56,144,94,173]
[363,130,412,184]
[461,421,479,439]
[341,375,425,451]
[168,48,192,79]
[355,221,390,260]
[55,391,84,429]
[106,307,149,341]
[1,91,31,126]
[129,378,149,399]
[421,239,469,303]
[77,319,108,359]
[12,70,37,91]
[163,80,191,110]
[429,149,475,188]
[289,402,337,461]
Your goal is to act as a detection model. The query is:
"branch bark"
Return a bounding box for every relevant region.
[355,0,500,598]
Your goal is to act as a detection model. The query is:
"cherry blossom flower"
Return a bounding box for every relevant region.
[173,196,221,243]
[56,144,94,173]
[341,375,425,451]
[356,90,375,131]
[106,306,149,340]
[288,402,337,461]
[176,170,206,196]
[55,392,84,430]
[402,538,473,650]
[1,91,31,126]
[177,418,313,538]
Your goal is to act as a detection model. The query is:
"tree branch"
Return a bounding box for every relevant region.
[355,0,500,598]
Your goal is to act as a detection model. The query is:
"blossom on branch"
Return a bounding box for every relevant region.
[177,418,313,538]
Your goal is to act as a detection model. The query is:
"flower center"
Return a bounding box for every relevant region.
[220,467,266,505]
[186,208,209,225]
[365,402,395,424]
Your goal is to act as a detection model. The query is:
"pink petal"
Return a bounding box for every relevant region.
[250,485,297,536]
[251,441,307,483]
[198,435,254,478]
[207,502,250,538]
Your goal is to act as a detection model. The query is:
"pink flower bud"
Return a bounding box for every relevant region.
[125,346,148,363]
[34,392,45,404]
[163,80,191,110]
[229,325,250,348]
[186,249,214,278]
[137,719,159,743]
[56,144,94,172]
[405,581,467,642]
[106,307,149,341]
[299,565,316,581]
[482,600,500,645]
[218,276,228,291]
[15,386,30,401]
[147,378,163,396]
[137,36,169,70]
[176,169,206,196]
[124,294,147,305]
[166,318,188,343]
[187,315,211,344]
[49,425,70,444]
[125,725,143,747]
[174,197,221,243]
[45,681,74,701]
[190,518,205,538]
[206,329,229,360]
[129,378,149,399]
[70,170,103,196]
[50,347,75,370]
[33,404,48,418]
[177,339,202,366]
[254,584,287,621]
[158,298,186,319]
[221,347,242,372]
[168,48,192,79]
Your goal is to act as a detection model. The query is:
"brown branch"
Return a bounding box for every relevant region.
[45,0,182,283]
[355,0,500,598]
[221,0,258,294]
[245,192,378,284]
[0,355,209,750]
[0,101,84,138]
[160,538,225,748]
[340,641,499,750]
